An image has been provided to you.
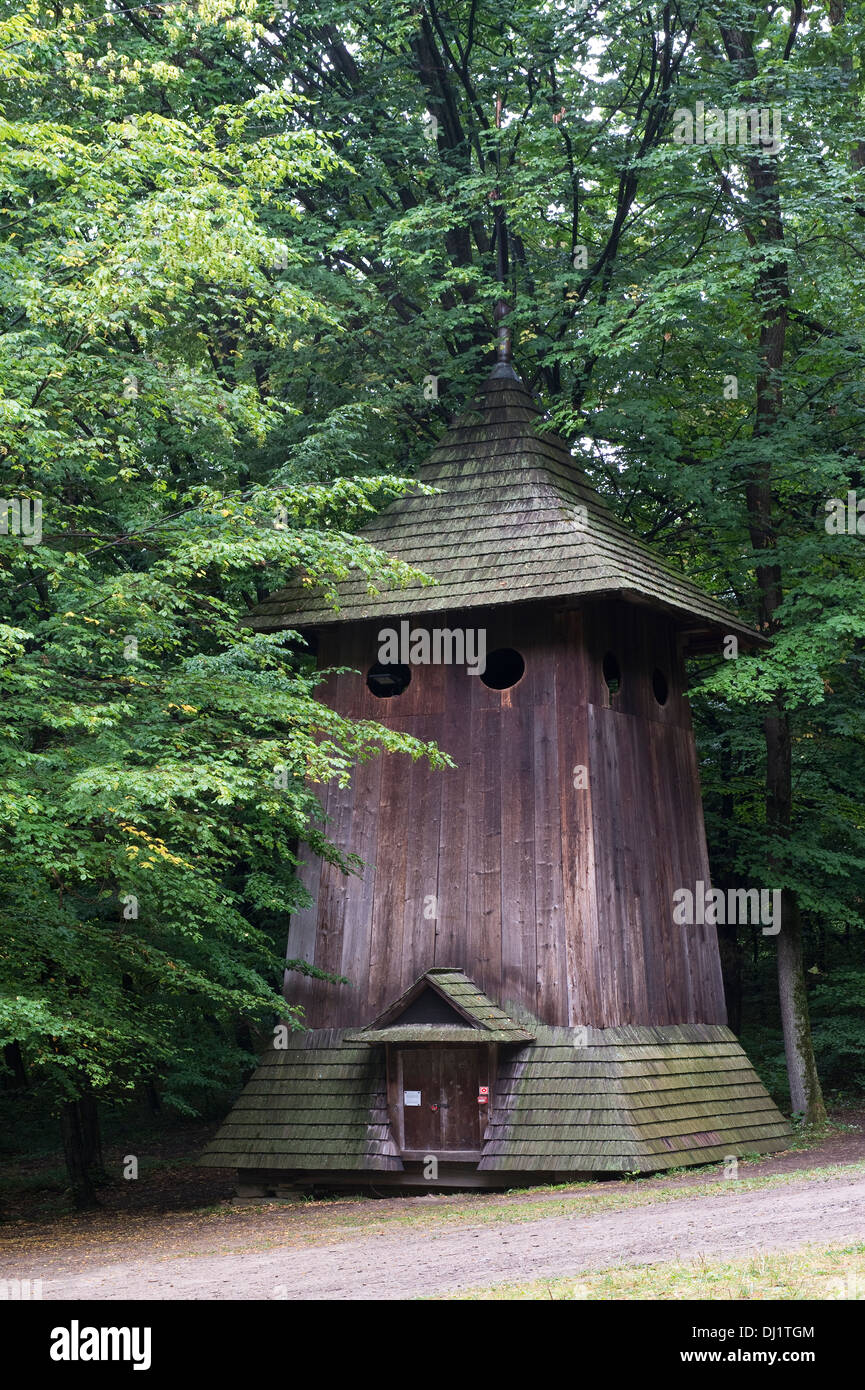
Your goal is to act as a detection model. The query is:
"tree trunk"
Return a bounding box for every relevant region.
[60,1100,101,1209]
[60,1092,106,1208]
[718,18,826,1123]
[717,740,743,1033]
[2,1042,27,1089]
[79,1092,107,1182]
[776,889,825,1118]
[765,707,826,1122]
[717,19,828,1128]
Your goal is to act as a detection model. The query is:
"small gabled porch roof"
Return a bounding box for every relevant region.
[348,967,535,1045]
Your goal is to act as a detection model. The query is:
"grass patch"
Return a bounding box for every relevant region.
[204,1159,865,1250]
[428,1242,865,1301]
[787,1115,861,1150]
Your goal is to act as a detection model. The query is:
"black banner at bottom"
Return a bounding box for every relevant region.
[5,1296,858,1377]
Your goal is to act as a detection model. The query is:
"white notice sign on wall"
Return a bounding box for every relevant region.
[403,1090,422,1106]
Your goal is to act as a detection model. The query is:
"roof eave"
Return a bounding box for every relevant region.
[347,1025,533,1045]
[245,586,768,649]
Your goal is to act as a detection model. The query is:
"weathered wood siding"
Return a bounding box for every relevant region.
[284,598,727,1029]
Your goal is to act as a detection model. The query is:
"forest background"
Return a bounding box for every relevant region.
[2,0,864,1204]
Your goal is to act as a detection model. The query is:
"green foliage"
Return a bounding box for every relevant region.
[0,2,446,1121]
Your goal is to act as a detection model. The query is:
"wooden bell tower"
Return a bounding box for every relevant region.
[202,359,790,1191]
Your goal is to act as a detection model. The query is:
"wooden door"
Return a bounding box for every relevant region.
[400,1048,441,1152]
[440,1048,482,1150]
[397,1047,484,1156]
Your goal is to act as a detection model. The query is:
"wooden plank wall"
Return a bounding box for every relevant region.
[283,600,727,1029]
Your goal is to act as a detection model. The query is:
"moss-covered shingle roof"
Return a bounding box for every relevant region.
[198,1028,403,1172]
[349,967,535,1045]
[478,1023,790,1172]
[249,364,762,646]
[198,1022,789,1176]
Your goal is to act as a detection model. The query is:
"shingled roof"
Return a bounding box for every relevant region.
[249,362,762,646]
[479,1023,791,1172]
[198,1021,789,1178]
[348,967,535,1045]
[198,1028,403,1173]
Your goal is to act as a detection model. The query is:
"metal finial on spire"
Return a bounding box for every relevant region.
[494,295,511,365]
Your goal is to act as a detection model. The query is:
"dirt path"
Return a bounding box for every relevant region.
[19,1171,865,1300]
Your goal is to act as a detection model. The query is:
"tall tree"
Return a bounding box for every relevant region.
[0,2,447,1204]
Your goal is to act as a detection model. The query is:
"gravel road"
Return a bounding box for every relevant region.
[31,1171,865,1300]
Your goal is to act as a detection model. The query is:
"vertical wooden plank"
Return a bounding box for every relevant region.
[680,724,704,1021]
[441,1047,482,1151]
[554,608,597,1025]
[674,718,726,1023]
[572,696,604,1024]
[673,722,701,1020]
[621,712,648,1020]
[467,664,503,1001]
[434,656,471,972]
[533,675,567,1023]
[300,617,369,1026]
[631,714,666,1024]
[576,602,610,1021]
[416,617,450,715]
[498,698,536,1013]
[386,1046,403,1149]
[318,620,366,717]
[283,825,324,1022]
[282,625,351,1026]
[650,719,691,1025]
[629,602,652,723]
[338,751,382,1025]
[305,773,357,1026]
[611,701,637,1022]
[400,1048,441,1151]
[401,714,445,987]
[508,606,538,1018]
[675,630,726,1023]
[367,731,413,1015]
[588,703,624,1025]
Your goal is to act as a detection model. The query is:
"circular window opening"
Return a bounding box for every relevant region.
[652,668,669,706]
[480,648,525,690]
[602,651,621,695]
[366,662,411,698]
